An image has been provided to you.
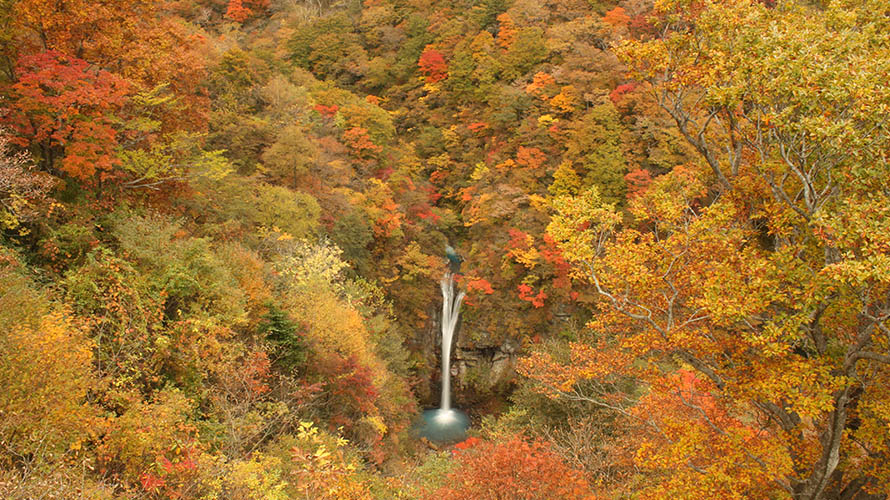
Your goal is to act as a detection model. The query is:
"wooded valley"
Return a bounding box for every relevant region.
[1,0,888,497]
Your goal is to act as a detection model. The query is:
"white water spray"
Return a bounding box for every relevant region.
[440,272,465,411]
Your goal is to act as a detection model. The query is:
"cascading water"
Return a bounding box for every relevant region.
[416,270,470,442]
[439,271,465,411]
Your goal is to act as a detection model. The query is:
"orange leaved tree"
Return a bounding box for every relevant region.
[430,435,592,500]
[6,51,130,180]
[522,0,890,498]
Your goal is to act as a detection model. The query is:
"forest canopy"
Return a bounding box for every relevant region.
[1,0,888,498]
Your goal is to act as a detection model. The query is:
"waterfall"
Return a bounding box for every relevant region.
[440,271,465,411]
[416,271,470,442]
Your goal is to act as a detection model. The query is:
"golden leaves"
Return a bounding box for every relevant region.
[547,186,621,264]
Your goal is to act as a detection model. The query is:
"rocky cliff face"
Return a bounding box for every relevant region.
[413,297,520,410]
[453,338,519,394]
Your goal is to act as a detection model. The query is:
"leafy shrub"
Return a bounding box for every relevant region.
[430,435,592,499]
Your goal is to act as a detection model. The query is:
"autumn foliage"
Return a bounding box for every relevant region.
[418,47,448,83]
[225,0,268,22]
[523,1,890,498]
[431,435,592,499]
[7,51,130,179]
[1,0,888,498]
